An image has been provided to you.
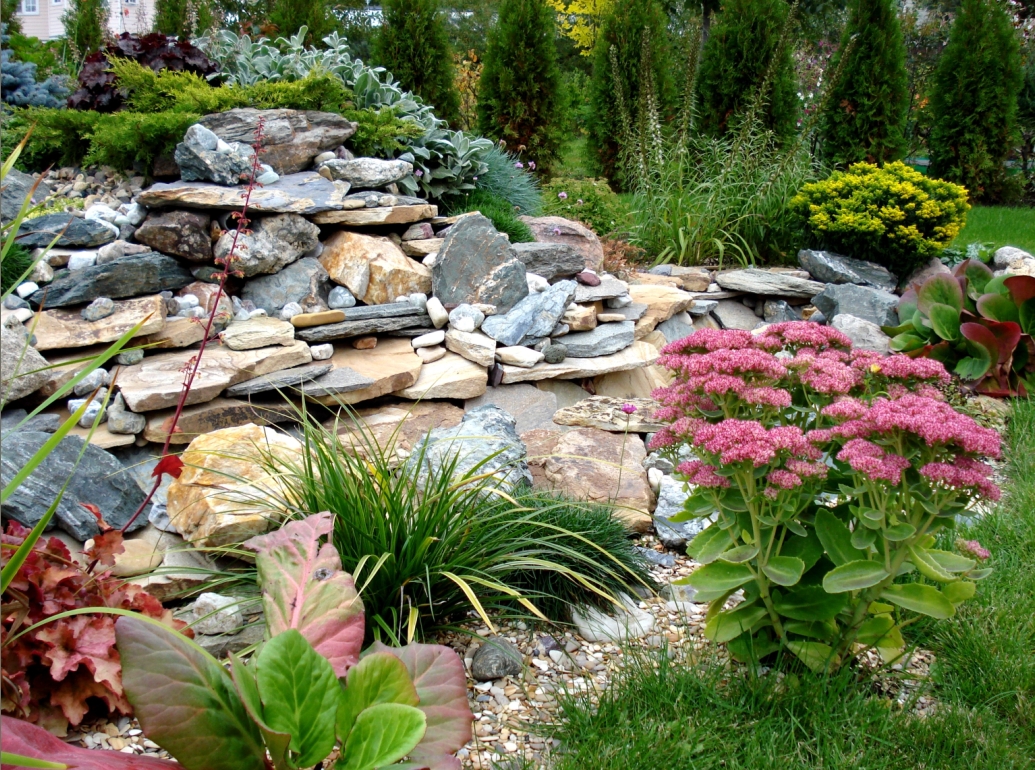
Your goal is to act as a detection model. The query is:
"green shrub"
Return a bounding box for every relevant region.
[61,0,108,60]
[266,0,336,44]
[695,0,799,140]
[542,178,631,238]
[820,0,910,167]
[477,0,564,171]
[928,0,1024,204]
[472,144,542,215]
[373,0,461,125]
[343,107,426,159]
[153,0,217,38]
[448,190,535,243]
[791,161,970,276]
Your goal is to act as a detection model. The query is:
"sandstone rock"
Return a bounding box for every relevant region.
[465,384,559,434]
[552,396,664,433]
[199,109,358,174]
[310,338,422,406]
[320,230,431,305]
[290,310,346,328]
[395,351,487,400]
[573,275,628,303]
[219,317,296,351]
[519,216,604,272]
[351,336,377,350]
[432,214,529,313]
[500,340,659,384]
[557,321,635,358]
[480,280,577,346]
[140,317,211,349]
[27,253,193,309]
[16,213,115,249]
[311,204,437,226]
[445,329,496,366]
[108,529,170,577]
[797,250,897,291]
[167,424,302,547]
[129,544,221,601]
[592,360,673,400]
[715,268,825,297]
[137,172,352,216]
[562,304,597,331]
[412,329,445,348]
[143,398,296,444]
[626,285,693,338]
[134,210,213,261]
[830,314,891,353]
[510,242,585,282]
[712,299,762,330]
[242,257,332,318]
[214,213,320,277]
[336,401,464,460]
[30,296,166,352]
[403,223,435,241]
[1,315,49,402]
[812,283,899,327]
[669,266,712,292]
[496,346,544,367]
[415,345,445,363]
[401,238,444,258]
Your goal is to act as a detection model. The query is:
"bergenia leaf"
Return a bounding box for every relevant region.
[976,293,1019,323]
[243,512,365,677]
[961,323,1003,366]
[917,272,963,314]
[337,652,420,744]
[897,287,919,323]
[229,654,292,770]
[926,302,961,342]
[955,259,993,299]
[336,703,426,770]
[1,716,178,769]
[1004,275,1035,305]
[114,616,267,770]
[365,642,474,770]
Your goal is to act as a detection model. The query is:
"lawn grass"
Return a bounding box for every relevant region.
[545,399,1035,770]
[553,136,595,181]
[956,206,1035,254]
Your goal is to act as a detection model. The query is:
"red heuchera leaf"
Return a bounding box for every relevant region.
[0,521,187,733]
[1,715,180,768]
[243,512,365,678]
[152,454,184,480]
[84,530,125,567]
[80,503,111,532]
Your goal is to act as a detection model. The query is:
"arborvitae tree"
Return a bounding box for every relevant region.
[695,0,798,139]
[820,0,909,166]
[928,0,1023,203]
[372,0,460,125]
[153,0,217,38]
[266,0,335,45]
[2,0,24,35]
[587,0,674,185]
[62,0,109,58]
[477,0,563,169]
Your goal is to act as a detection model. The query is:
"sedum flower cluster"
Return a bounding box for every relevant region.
[651,322,999,672]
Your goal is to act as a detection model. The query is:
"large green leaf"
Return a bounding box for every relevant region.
[822,560,889,593]
[338,653,420,745]
[881,584,955,619]
[958,258,994,299]
[786,641,839,673]
[854,614,895,646]
[918,273,963,314]
[717,543,759,564]
[686,525,732,565]
[704,602,768,644]
[114,617,267,770]
[814,510,864,567]
[943,581,977,605]
[773,585,847,621]
[686,561,755,600]
[229,655,291,770]
[1019,297,1035,336]
[907,545,954,583]
[780,527,824,571]
[256,630,340,768]
[927,550,977,573]
[955,341,992,381]
[883,523,916,542]
[761,556,805,587]
[927,302,961,341]
[977,293,1019,323]
[890,333,929,353]
[336,703,426,770]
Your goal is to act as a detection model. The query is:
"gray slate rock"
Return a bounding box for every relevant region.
[405,405,532,492]
[510,242,585,282]
[763,299,801,323]
[712,299,763,330]
[432,214,529,313]
[16,213,116,248]
[573,275,627,303]
[81,297,115,322]
[0,432,147,540]
[465,383,559,435]
[321,158,412,188]
[28,253,193,308]
[481,280,577,347]
[225,362,334,396]
[812,283,899,327]
[213,213,320,277]
[1,316,49,402]
[0,409,62,434]
[715,268,825,298]
[611,302,648,322]
[657,312,695,344]
[106,393,146,434]
[830,314,891,353]
[298,366,376,397]
[296,314,432,342]
[134,210,213,262]
[175,124,255,185]
[797,250,897,292]
[471,638,523,681]
[241,257,331,317]
[1,168,51,222]
[636,546,676,568]
[559,321,636,358]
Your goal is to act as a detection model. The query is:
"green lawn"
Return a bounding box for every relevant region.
[543,400,1035,770]
[554,136,595,181]
[956,206,1035,254]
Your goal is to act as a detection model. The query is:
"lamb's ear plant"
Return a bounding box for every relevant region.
[112,513,473,770]
[651,322,999,673]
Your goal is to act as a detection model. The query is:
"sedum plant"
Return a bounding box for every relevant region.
[885,259,1035,396]
[650,322,1000,673]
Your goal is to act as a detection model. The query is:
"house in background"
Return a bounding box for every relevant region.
[13,0,156,41]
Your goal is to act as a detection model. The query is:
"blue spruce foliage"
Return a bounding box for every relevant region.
[1,26,71,108]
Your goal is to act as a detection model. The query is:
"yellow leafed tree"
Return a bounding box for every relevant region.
[546,0,614,53]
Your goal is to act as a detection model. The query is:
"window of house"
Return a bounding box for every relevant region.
[18,0,40,14]
[125,0,138,4]
[52,0,62,6]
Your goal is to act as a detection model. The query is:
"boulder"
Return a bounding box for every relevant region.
[175,124,255,185]
[656,312,694,344]
[137,172,352,216]
[219,317,296,351]
[213,213,320,277]
[241,257,332,318]
[309,338,422,406]
[480,280,577,347]
[134,210,213,261]
[993,246,1035,277]
[320,231,432,305]
[142,398,295,444]
[1,315,49,402]
[552,396,664,433]
[0,432,147,540]
[29,295,167,351]
[711,299,762,330]
[394,352,488,400]
[16,213,116,249]
[167,424,303,547]
[558,320,636,358]
[510,242,585,282]
[797,249,897,291]
[470,639,523,681]
[812,283,899,327]
[445,329,496,367]
[572,596,655,642]
[311,204,438,227]
[1,168,50,223]
[319,158,412,188]
[830,314,891,353]
[199,109,358,175]
[715,268,825,298]
[653,476,714,550]
[404,405,531,491]
[903,257,951,288]
[519,215,604,272]
[500,340,659,384]
[431,214,529,313]
[465,384,559,434]
[27,253,193,309]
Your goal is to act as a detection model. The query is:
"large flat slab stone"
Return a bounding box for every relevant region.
[28,253,193,308]
[552,396,665,433]
[500,340,659,384]
[558,320,636,358]
[142,398,297,444]
[294,312,432,342]
[311,204,437,226]
[715,268,825,298]
[140,317,211,349]
[137,172,352,215]
[394,352,488,400]
[28,295,166,352]
[224,362,334,396]
[465,383,559,434]
[309,338,422,406]
[628,284,694,338]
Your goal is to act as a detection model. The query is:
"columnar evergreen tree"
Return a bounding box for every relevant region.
[477,0,563,169]
[153,0,217,38]
[1,0,24,34]
[820,0,909,166]
[62,0,109,57]
[373,0,460,125]
[695,0,798,139]
[587,0,674,185]
[929,0,1023,203]
[266,0,335,45]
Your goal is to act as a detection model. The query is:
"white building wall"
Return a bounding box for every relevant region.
[12,0,156,41]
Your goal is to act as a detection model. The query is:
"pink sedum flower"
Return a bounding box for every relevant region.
[837,439,912,484]
[676,460,730,488]
[921,460,1001,500]
[956,538,991,561]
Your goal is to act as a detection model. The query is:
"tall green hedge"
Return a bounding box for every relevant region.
[153,0,217,38]
[372,0,461,125]
[695,0,798,140]
[477,0,563,170]
[820,0,909,166]
[266,0,336,44]
[928,0,1023,203]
